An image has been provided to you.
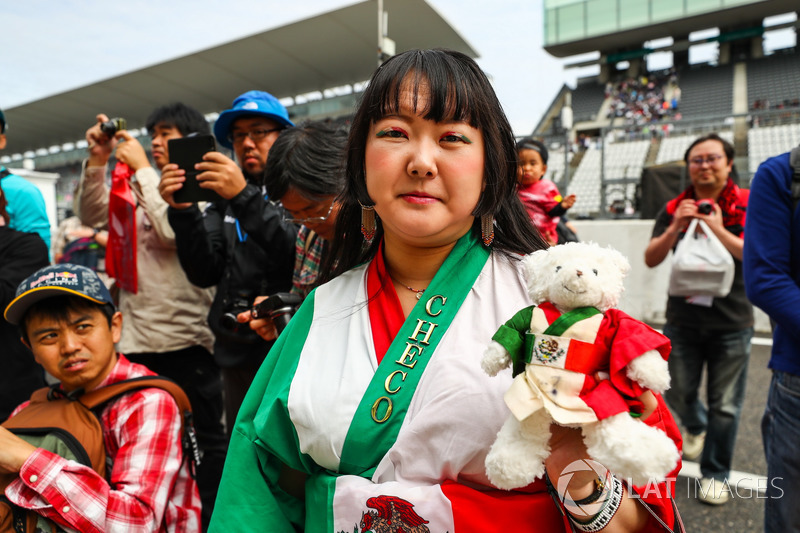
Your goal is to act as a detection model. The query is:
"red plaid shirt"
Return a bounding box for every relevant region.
[5,355,202,532]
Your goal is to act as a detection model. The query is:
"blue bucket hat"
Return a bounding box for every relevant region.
[4,264,115,325]
[213,90,293,149]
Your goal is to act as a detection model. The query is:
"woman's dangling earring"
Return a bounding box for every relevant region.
[360,202,376,243]
[481,213,495,246]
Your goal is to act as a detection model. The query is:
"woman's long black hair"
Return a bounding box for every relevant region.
[321,49,546,282]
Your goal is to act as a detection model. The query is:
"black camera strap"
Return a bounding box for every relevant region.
[0,168,10,180]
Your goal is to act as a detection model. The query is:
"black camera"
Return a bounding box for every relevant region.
[219,297,252,334]
[697,200,714,215]
[99,117,127,137]
[251,292,303,335]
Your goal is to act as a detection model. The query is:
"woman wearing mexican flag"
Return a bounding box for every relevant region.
[209,49,680,533]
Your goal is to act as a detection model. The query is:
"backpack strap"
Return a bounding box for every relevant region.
[68,376,201,468]
[790,145,800,212]
[76,376,191,413]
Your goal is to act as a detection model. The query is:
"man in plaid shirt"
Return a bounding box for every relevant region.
[1,264,201,532]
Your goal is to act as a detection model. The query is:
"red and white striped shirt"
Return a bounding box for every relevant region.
[5,355,202,532]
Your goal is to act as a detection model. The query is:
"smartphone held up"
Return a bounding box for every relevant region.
[168,134,222,203]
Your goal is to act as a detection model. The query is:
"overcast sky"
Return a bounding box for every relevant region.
[0,0,594,137]
[1,1,796,138]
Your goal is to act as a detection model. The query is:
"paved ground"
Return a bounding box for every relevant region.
[667,337,772,532]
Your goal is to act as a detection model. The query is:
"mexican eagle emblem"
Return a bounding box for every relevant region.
[357,495,431,533]
[533,336,565,364]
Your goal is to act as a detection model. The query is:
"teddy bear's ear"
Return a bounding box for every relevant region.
[605,246,631,277]
[521,249,550,276]
[521,249,553,302]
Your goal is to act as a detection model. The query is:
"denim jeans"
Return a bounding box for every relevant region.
[762,370,800,533]
[662,324,752,481]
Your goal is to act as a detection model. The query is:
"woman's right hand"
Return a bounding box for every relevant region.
[236,296,278,341]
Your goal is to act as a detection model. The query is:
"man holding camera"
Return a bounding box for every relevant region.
[73,104,226,529]
[159,91,297,432]
[644,133,752,506]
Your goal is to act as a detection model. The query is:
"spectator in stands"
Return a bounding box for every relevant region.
[515,138,575,246]
[159,91,297,433]
[53,210,108,284]
[644,133,752,505]
[743,146,800,532]
[0,108,52,251]
[0,181,49,421]
[235,120,348,341]
[605,72,679,129]
[1,264,202,531]
[73,104,225,529]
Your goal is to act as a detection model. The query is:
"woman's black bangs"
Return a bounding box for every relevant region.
[369,52,479,127]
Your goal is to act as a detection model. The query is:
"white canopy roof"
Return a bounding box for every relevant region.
[3,0,476,156]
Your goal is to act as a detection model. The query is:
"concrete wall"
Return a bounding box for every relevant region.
[571,219,771,333]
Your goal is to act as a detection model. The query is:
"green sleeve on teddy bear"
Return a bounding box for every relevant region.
[491,305,535,373]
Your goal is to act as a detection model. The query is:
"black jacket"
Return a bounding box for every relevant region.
[0,227,49,420]
[168,182,297,367]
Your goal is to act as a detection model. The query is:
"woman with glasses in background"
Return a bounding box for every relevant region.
[237,120,348,340]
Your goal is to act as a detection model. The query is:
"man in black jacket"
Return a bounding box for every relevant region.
[160,91,297,431]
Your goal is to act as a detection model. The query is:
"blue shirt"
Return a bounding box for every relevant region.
[0,167,51,250]
[743,152,800,376]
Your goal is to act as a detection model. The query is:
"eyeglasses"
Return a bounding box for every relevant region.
[283,202,336,226]
[228,127,283,145]
[688,154,725,166]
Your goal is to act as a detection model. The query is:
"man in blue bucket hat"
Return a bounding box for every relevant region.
[160,91,298,433]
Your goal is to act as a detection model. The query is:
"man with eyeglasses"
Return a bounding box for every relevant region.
[160,91,297,436]
[644,133,752,506]
[235,120,348,342]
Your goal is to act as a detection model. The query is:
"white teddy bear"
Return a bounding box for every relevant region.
[482,241,680,489]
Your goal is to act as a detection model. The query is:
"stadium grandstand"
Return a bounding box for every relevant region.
[3,0,798,226]
[532,0,799,218]
[0,0,477,223]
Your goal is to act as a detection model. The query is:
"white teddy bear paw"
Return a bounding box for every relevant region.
[481,341,511,376]
[583,412,680,487]
[485,414,552,489]
[627,350,671,393]
[485,449,546,490]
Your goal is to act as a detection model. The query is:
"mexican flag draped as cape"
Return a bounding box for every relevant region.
[208,233,678,532]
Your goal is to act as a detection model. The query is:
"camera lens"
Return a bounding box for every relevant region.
[99,117,127,137]
[698,202,713,215]
[219,312,240,332]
